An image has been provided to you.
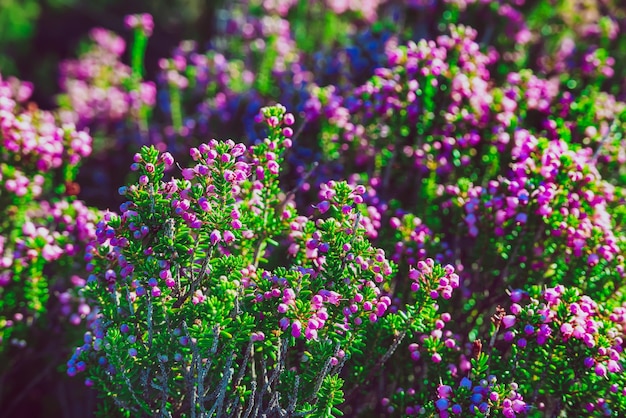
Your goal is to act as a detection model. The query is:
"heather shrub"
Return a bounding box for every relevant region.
[0,1,625,417]
[68,105,431,416]
[0,72,102,413]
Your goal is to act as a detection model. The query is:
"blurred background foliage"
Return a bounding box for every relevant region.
[0,0,225,108]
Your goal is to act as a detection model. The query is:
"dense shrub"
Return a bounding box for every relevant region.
[2,1,626,417]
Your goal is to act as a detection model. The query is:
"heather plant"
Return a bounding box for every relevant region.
[57,18,156,137]
[296,17,626,418]
[68,107,626,418]
[0,72,102,413]
[69,105,435,416]
[0,72,96,344]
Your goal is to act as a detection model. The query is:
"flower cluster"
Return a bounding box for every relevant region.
[57,27,156,129]
[0,72,99,365]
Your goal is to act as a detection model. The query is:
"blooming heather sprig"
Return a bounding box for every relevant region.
[0,199,100,350]
[57,26,156,130]
[490,285,626,415]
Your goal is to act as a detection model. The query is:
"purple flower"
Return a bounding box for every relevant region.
[210,230,222,245]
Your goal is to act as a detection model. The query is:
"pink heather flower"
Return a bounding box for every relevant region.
[190,147,201,160]
[437,385,452,398]
[210,230,222,245]
[502,315,516,329]
[560,323,573,337]
[510,303,522,315]
[587,253,600,266]
[267,160,279,175]
[390,217,401,229]
[182,168,195,180]
[291,320,302,338]
[231,143,246,157]
[284,113,295,125]
[512,400,526,413]
[510,289,524,302]
[161,152,174,168]
[267,116,279,127]
[305,327,318,340]
[317,200,330,214]
[223,230,235,243]
[607,360,621,373]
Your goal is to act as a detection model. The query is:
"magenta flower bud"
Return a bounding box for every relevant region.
[198,198,210,212]
[284,113,295,126]
[510,303,522,315]
[182,168,195,180]
[502,315,516,329]
[190,147,201,160]
[267,116,279,127]
[510,289,524,302]
[162,152,174,168]
[317,200,331,214]
[560,323,573,337]
[291,320,302,338]
[305,328,318,340]
[223,230,235,243]
[437,384,452,398]
[210,230,222,245]
[267,160,279,175]
[282,127,293,137]
[231,144,246,157]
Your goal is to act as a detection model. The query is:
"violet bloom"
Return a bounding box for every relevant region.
[210,230,222,245]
